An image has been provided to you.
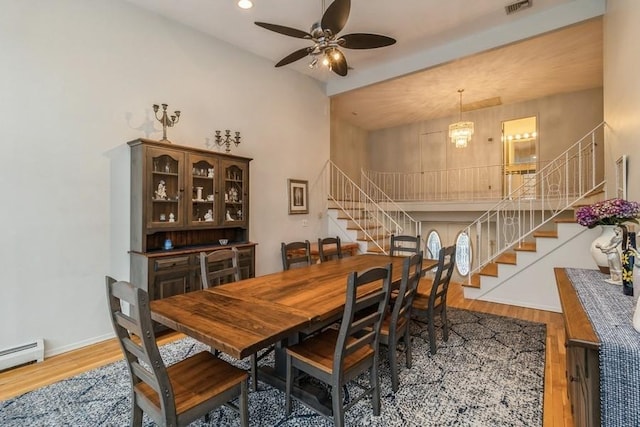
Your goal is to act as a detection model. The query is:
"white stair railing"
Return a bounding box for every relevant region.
[464,121,605,285]
[326,160,420,253]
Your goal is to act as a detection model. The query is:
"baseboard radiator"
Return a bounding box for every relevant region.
[0,339,44,371]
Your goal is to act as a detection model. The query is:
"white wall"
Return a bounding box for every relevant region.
[0,0,329,356]
[603,0,640,202]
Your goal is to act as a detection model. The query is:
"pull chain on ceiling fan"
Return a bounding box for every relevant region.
[255,0,396,76]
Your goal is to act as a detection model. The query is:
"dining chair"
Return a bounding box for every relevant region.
[199,249,267,392]
[281,240,312,270]
[285,264,392,427]
[317,236,343,262]
[412,245,457,355]
[379,252,423,391]
[105,276,249,427]
[389,234,422,257]
[199,247,240,288]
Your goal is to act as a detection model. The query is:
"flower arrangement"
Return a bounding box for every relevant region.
[576,198,640,228]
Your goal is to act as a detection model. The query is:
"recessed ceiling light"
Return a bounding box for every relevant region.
[237,0,253,9]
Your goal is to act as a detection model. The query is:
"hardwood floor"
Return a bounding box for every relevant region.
[0,282,572,426]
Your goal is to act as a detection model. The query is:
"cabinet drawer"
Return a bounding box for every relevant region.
[154,256,191,271]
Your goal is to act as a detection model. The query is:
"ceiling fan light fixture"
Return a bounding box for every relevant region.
[237,0,253,10]
[448,89,474,148]
[254,0,396,77]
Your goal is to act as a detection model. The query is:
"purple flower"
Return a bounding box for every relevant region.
[576,198,640,228]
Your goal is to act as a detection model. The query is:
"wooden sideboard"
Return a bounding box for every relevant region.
[554,268,601,427]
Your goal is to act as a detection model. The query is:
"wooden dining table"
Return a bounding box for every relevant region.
[150,254,437,413]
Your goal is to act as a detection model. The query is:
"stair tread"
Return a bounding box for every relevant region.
[495,253,517,264]
[532,230,558,238]
[555,218,577,224]
[347,225,380,231]
[464,274,481,288]
[514,242,536,252]
[479,263,498,277]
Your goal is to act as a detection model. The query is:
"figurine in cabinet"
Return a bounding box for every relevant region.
[228,187,238,203]
[155,180,167,200]
[205,209,213,222]
[237,209,242,220]
[207,168,214,178]
[169,212,175,222]
[226,210,233,221]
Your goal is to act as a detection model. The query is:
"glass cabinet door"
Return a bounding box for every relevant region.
[146,148,183,229]
[187,154,219,226]
[222,160,247,226]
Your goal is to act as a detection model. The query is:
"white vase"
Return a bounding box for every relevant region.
[589,225,619,274]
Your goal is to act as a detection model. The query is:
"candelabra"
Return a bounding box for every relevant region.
[214,130,241,153]
[153,103,181,143]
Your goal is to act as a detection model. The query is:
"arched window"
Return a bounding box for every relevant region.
[426,230,442,260]
[455,230,472,276]
[424,230,442,271]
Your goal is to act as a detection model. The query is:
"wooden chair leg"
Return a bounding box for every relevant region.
[442,307,449,342]
[371,358,381,416]
[239,379,249,427]
[332,380,345,427]
[389,338,399,392]
[132,400,143,427]
[428,312,437,355]
[404,326,413,369]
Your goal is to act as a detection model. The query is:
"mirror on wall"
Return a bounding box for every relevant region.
[502,116,538,198]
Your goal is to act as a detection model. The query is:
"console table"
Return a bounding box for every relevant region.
[555,267,640,427]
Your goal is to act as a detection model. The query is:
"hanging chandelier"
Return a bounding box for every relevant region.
[448,89,474,148]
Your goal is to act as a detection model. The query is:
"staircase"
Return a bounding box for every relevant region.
[326,122,606,312]
[325,161,420,254]
[465,216,602,311]
[462,123,606,311]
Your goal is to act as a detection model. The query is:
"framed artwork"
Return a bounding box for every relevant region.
[616,155,628,199]
[288,179,308,214]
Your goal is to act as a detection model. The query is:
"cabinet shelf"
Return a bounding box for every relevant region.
[152,171,179,176]
[153,199,179,203]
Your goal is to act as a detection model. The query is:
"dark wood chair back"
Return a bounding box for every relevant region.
[281,240,312,270]
[380,253,423,391]
[412,244,457,354]
[318,236,343,262]
[105,276,249,426]
[284,264,392,425]
[199,248,240,288]
[334,265,392,373]
[390,234,422,257]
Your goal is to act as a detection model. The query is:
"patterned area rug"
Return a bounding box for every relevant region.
[0,308,545,426]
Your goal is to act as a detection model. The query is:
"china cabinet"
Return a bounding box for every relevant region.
[128,138,255,308]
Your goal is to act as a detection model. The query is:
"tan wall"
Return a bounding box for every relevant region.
[364,88,603,176]
[604,0,640,202]
[330,107,369,180]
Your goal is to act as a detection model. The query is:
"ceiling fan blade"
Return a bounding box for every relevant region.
[341,33,397,49]
[329,49,348,76]
[321,0,351,35]
[275,47,311,67]
[255,22,311,39]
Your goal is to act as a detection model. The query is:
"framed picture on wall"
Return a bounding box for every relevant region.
[616,155,628,199]
[288,179,309,214]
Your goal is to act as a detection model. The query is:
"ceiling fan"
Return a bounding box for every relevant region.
[255,0,396,76]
